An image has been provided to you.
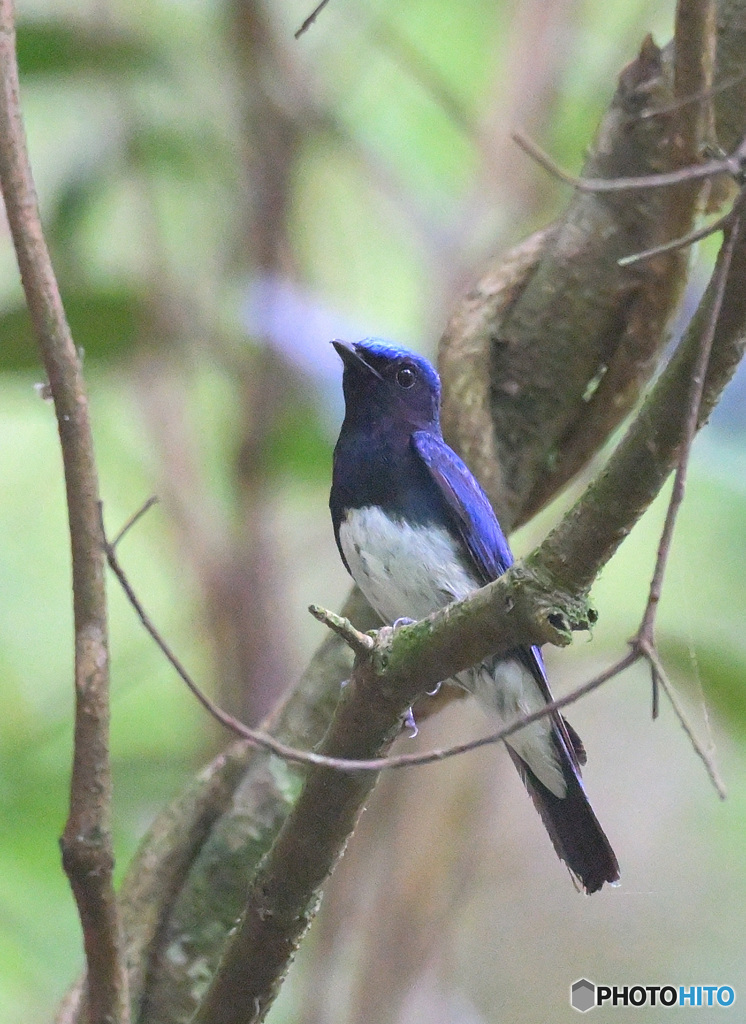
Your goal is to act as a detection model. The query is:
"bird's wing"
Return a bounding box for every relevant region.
[411,430,513,584]
[411,429,585,772]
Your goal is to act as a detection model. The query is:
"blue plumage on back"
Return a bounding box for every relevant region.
[329,337,619,893]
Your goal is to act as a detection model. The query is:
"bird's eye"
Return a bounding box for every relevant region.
[396,365,416,389]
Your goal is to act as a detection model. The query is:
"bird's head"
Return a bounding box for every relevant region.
[332,338,441,431]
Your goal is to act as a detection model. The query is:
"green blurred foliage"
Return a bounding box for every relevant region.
[1,1,745,1023]
[15,21,164,78]
[0,289,146,370]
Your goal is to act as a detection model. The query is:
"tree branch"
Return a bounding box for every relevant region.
[638,207,737,684]
[294,0,332,40]
[713,0,746,153]
[104,521,590,769]
[55,6,746,1023]
[135,589,379,1024]
[536,186,746,595]
[0,4,127,1023]
[439,9,726,532]
[55,744,254,1024]
[190,187,746,1019]
[674,0,716,161]
[102,443,731,780]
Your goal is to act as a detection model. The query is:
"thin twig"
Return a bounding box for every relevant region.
[308,604,375,655]
[294,0,332,39]
[535,192,746,596]
[314,649,639,771]
[0,3,128,1022]
[617,0,718,275]
[640,640,727,798]
[105,512,637,773]
[103,529,325,768]
[511,127,740,192]
[110,495,159,549]
[637,212,738,647]
[638,70,746,119]
[618,211,730,266]
[628,203,738,794]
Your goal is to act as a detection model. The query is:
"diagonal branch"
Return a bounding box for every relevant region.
[640,639,727,796]
[102,513,620,774]
[190,186,746,1024]
[294,0,332,40]
[438,0,746,536]
[536,188,746,596]
[510,127,734,193]
[624,194,737,792]
[0,3,128,1023]
[101,476,726,784]
[639,210,737,649]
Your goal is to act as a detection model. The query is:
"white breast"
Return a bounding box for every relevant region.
[338,505,477,624]
[338,505,565,797]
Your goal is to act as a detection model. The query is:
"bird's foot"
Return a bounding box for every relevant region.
[392,616,416,629]
[403,706,419,738]
[426,681,442,697]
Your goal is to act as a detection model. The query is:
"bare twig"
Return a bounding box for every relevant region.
[639,639,727,797]
[624,207,738,796]
[618,210,730,265]
[308,604,375,655]
[110,494,159,549]
[104,511,629,773]
[638,70,746,119]
[638,213,737,648]
[0,3,128,1022]
[103,526,337,769]
[444,35,714,533]
[294,0,332,39]
[535,188,746,596]
[282,649,639,772]
[511,126,742,192]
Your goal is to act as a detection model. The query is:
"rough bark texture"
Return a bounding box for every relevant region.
[440,32,715,531]
[136,590,379,1023]
[188,188,746,1024]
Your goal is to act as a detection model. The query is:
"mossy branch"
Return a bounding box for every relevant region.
[191,192,746,1024]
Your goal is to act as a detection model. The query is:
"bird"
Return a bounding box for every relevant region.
[329,337,619,894]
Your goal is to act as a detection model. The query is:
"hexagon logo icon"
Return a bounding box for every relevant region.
[571,978,596,1013]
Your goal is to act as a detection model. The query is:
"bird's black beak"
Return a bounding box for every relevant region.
[331,340,383,380]
[331,339,356,365]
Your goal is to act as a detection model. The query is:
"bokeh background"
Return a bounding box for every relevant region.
[1,1,745,1022]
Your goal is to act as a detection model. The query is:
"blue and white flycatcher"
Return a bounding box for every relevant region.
[329,337,619,893]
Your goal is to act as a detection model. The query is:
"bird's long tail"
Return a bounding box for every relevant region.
[506,731,619,894]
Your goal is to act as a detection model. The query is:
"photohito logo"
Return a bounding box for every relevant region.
[570,979,736,1012]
